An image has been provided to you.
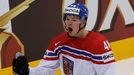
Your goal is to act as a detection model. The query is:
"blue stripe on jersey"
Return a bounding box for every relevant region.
[47,47,62,56]
[47,45,102,60]
[62,46,102,60]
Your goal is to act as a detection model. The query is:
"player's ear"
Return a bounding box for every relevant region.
[62,21,67,32]
[83,20,87,25]
[80,20,87,28]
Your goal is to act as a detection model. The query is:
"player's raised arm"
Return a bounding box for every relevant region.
[13,39,61,75]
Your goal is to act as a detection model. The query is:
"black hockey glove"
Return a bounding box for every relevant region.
[12,52,29,75]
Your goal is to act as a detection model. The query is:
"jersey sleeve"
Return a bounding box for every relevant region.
[93,36,115,64]
[92,36,118,75]
[29,39,60,75]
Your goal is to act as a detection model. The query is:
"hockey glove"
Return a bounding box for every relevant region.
[12,52,29,75]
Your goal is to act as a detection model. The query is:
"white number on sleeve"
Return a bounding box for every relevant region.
[103,40,111,50]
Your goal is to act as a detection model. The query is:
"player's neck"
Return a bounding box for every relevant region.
[76,29,88,38]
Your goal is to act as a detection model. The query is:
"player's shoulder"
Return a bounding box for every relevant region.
[49,32,69,49]
[89,31,112,52]
[88,32,115,64]
[89,31,107,41]
[88,31,110,52]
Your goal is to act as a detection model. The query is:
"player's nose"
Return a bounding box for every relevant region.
[67,20,73,27]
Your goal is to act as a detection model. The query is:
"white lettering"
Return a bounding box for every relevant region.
[86,0,98,30]
[100,0,134,31]
[64,7,80,15]
[62,0,75,13]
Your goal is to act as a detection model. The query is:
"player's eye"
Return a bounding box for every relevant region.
[72,19,77,21]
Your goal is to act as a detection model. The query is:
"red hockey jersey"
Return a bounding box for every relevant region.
[30,31,118,75]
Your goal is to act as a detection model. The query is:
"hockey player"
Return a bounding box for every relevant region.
[13,2,118,75]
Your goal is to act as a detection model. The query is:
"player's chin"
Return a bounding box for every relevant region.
[68,32,76,37]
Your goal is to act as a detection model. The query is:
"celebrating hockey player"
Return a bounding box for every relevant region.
[13,2,118,75]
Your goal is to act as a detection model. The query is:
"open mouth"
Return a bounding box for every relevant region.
[66,27,73,33]
[68,27,73,32]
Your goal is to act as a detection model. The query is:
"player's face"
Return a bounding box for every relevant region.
[64,15,81,37]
